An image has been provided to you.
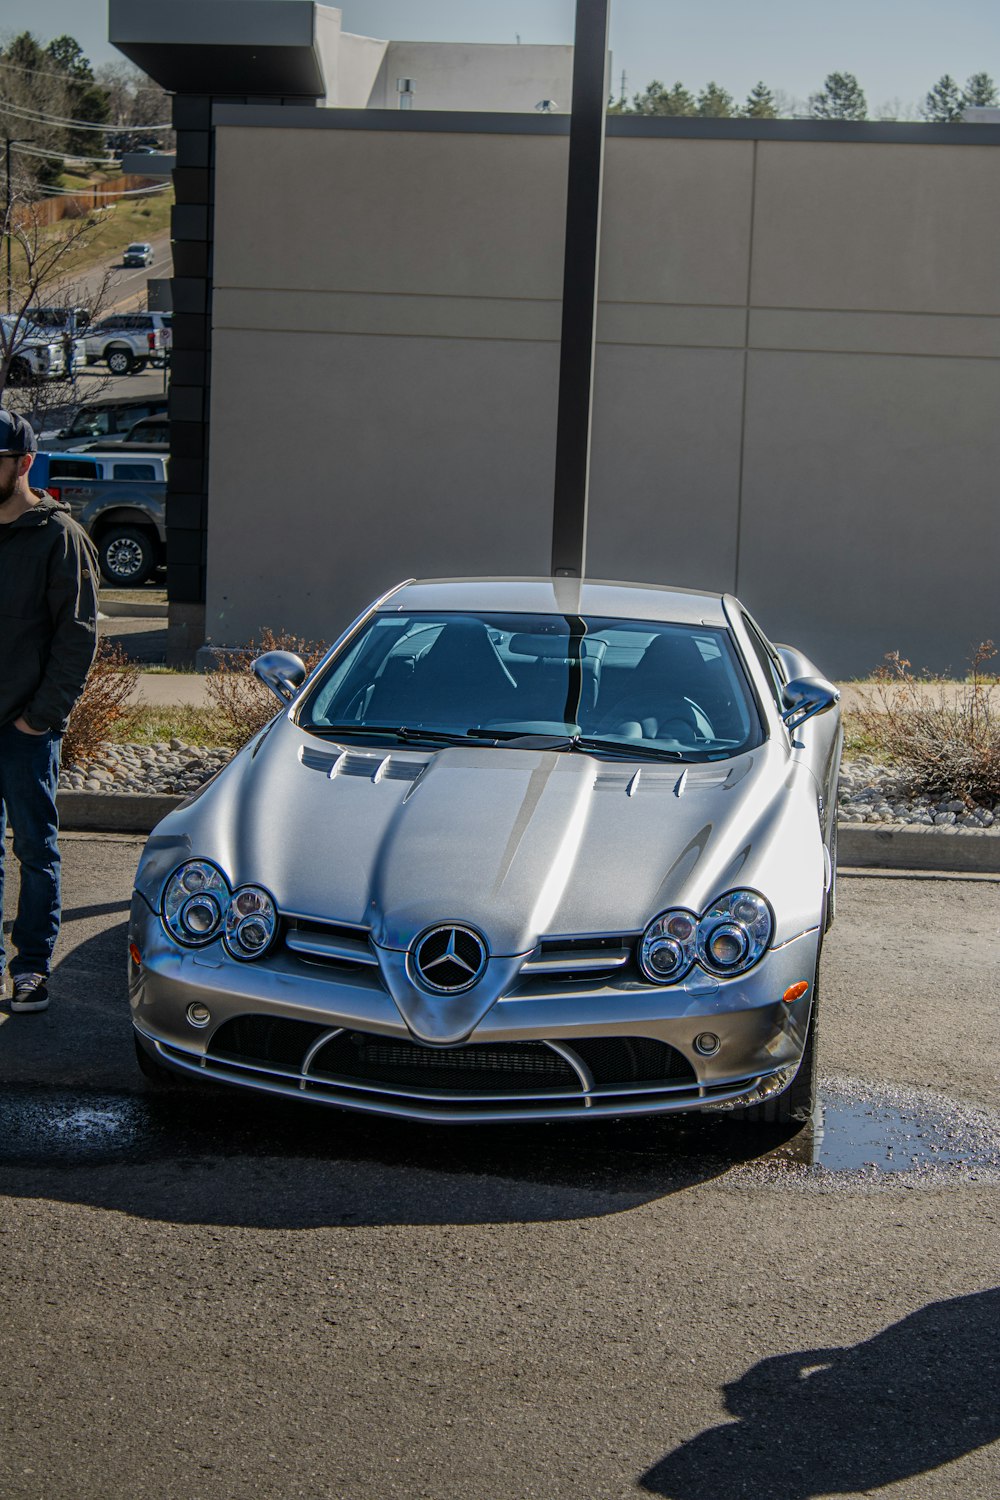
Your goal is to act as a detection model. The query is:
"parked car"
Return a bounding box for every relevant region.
[40,448,166,584]
[0,315,85,384]
[42,393,168,451]
[129,577,842,1125]
[123,242,154,267]
[82,311,171,375]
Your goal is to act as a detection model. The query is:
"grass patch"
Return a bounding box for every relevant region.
[842,711,884,760]
[9,188,174,291]
[107,705,228,749]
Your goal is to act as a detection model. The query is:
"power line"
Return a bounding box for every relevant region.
[10,142,121,167]
[0,98,172,133]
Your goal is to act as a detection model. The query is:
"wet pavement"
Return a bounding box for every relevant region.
[0,1077,997,1188]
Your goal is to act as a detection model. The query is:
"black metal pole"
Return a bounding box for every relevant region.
[550,0,610,579]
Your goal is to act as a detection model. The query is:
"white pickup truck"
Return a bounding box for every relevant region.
[0,316,85,385]
[82,311,172,375]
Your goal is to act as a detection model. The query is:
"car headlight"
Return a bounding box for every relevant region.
[640,889,773,984]
[161,860,229,946]
[696,890,773,976]
[638,909,698,984]
[224,885,277,961]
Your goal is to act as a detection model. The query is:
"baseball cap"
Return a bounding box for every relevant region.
[0,409,37,455]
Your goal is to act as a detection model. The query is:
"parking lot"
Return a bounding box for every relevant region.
[0,839,997,1499]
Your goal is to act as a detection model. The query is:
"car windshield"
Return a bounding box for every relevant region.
[299,611,762,760]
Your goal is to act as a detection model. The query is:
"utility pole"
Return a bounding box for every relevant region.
[4,137,34,315]
[550,0,611,579]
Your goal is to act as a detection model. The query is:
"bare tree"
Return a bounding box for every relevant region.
[1,188,113,430]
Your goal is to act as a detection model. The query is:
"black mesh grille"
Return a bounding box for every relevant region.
[310,1032,580,1094]
[571,1037,696,1087]
[208,1015,330,1071]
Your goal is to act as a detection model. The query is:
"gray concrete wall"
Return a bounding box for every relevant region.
[207,119,1000,676]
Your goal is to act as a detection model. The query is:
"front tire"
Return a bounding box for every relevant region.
[106,346,134,375]
[98,525,157,585]
[134,1033,178,1089]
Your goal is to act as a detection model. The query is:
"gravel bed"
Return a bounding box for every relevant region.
[61,741,234,796]
[838,755,996,829]
[60,744,999,832]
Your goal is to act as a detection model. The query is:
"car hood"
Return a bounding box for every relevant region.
[139,715,823,953]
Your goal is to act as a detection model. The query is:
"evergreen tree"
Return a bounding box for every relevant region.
[742,82,778,119]
[921,75,964,122]
[961,72,998,108]
[809,72,867,120]
[696,81,735,117]
[630,79,696,116]
[45,35,109,157]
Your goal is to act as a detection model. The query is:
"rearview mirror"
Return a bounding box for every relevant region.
[781,676,839,731]
[252,650,307,705]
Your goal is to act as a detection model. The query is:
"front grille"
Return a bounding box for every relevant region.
[208,1015,329,1071]
[284,916,378,970]
[520,932,637,984]
[204,1017,698,1108]
[571,1037,696,1087]
[310,1032,580,1094]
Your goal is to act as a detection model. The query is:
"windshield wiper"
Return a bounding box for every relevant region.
[469,728,686,761]
[305,723,472,747]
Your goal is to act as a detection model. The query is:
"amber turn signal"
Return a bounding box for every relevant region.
[782,980,809,1003]
[129,942,142,967]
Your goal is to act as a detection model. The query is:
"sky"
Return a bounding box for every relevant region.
[3,0,999,115]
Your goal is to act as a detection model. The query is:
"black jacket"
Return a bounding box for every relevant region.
[0,493,99,734]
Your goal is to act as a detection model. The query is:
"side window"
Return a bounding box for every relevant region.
[742,616,784,709]
[112,463,156,482]
[50,460,99,481]
[112,405,150,432]
[70,410,110,436]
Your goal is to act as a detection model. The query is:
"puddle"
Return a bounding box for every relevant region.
[760,1079,1000,1178]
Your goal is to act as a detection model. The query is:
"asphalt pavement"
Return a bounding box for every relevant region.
[0,840,997,1499]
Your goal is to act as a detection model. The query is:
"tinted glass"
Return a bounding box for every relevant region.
[50,460,99,480]
[112,463,156,481]
[301,612,761,760]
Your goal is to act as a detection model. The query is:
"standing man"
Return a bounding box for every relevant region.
[0,410,98,1012]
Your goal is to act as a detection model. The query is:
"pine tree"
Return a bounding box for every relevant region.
[921,75,964,122]
[45,36,109,157]
[961,72,998,109]
[696,81,734,117]
[742,82,778,119]
[809,72,867,121]
[630,79,696,117]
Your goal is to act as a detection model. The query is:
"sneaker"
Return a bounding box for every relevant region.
[10,974,49,1013]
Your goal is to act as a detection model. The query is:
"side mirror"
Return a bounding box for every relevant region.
[781,676,840,731]
[252,650,307,705]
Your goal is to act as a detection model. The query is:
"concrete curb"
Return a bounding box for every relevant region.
[99,600,167,619]
[54,792,1000,871]
[838,823,1000,874]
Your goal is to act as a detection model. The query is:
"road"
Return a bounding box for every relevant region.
[74,228,173,316]
[0,843,997,1499]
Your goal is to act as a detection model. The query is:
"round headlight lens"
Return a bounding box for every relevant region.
[697,890,773,976]
[639,908,698,984]
[224,885,277,960]
[162,861,229,946]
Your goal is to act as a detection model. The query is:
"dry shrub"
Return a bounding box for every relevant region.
[205,627,327,748]
[853,643,1000,808]
[63,639,141,767]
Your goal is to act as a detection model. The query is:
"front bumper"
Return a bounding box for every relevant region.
[129,895,821,1123]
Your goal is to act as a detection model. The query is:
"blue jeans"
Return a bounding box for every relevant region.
[0,721,62,979]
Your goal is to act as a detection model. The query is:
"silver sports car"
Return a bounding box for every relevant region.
[130,577,841,1125]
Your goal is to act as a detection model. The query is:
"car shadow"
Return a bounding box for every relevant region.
[639,1289,1000,1499]
[0,922,808,1229]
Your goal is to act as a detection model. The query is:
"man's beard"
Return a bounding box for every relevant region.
[0,468,19,506]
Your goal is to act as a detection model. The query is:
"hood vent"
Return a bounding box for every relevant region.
[299,745,423,784]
